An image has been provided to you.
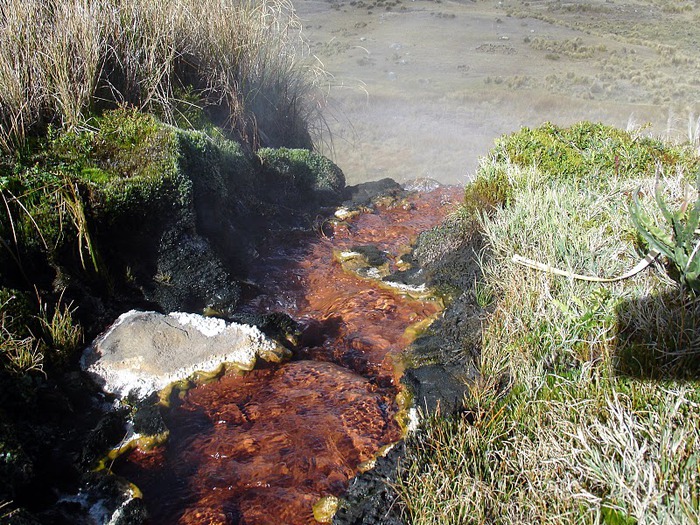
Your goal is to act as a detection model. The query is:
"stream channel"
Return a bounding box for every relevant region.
[113,184,463,524]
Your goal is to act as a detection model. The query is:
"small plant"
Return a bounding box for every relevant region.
[629,178,700,293]
[0,329,44,376]
[37,293,83,364]
[0,295,43,375]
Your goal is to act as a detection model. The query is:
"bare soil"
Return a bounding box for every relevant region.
[297,0,700,184]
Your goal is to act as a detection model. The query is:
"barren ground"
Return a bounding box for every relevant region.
[296,0,700,184]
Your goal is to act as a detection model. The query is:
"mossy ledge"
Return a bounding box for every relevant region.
[0,108,345,522]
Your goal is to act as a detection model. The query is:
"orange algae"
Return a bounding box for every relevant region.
[114,186,462,524]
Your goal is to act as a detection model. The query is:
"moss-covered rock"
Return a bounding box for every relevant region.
[258,147,346,207]
[1,109,347,324]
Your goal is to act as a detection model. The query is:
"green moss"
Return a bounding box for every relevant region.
[79,167,111,184]
[492,121,700,185]
[176,129,256,206]
[257,147,345,204]
[47,108,177,182]
[0,109,187,280]
[462,165,513,219]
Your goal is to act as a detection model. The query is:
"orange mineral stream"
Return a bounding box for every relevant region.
[114,186,462,524]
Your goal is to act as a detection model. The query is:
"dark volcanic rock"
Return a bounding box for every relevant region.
[343,178,405,207]
[44,471,149,525]
[333,443,406,525]
[402,363,475,415]
[79,410,128,469]
[414,214,484,291]
[230,311,301,348]
[350,245,389,267]
[132,401,167,437]
[147,231,241,316]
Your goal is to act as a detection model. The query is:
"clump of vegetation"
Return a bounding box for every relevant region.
[630,179,700,293]
[1,289,83,377]
[0,0,325,152]
[0,109,181,287]
[529,36,604,59]
[398,122,700,524]
[258,147,346,205]
[491,121,699,184]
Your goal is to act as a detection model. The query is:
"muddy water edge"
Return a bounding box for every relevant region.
[112,185,463,524]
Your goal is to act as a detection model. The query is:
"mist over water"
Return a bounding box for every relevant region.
[297,0,700,185]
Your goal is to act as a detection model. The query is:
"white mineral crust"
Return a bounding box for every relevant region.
[81,310,284,399]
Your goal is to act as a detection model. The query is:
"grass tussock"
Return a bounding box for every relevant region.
[1,290,83,376]
[0,0,326,152]
[398,122,700,524]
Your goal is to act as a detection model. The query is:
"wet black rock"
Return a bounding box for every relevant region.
[44,472,148,525]
[402,363,475,415]
[131,393,167,437]
[343,178,405,208]
[80,410,128,469]
[403,209,487,377]
[146,231,241,316]
[409,291,485,369]
[382,265,424,288]
[413,214,484,292]
[350,245,389,267]
[230,311,302,348]
[333,443,406,525]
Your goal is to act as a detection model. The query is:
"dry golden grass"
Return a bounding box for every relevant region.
[0,0,326,151]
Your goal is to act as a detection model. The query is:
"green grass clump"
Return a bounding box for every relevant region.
[492,121,700,186]
[399,378,700,525]
[398,123,700,524]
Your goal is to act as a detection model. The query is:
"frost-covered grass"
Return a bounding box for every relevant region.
[398,122,700,524]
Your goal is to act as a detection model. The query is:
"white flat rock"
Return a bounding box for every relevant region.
[81,310,288,399]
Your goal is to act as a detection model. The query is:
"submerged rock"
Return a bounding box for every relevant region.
[401,177,442,193]
[81,310,290,400]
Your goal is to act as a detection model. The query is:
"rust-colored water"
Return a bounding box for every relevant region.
[114,186,462,525]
